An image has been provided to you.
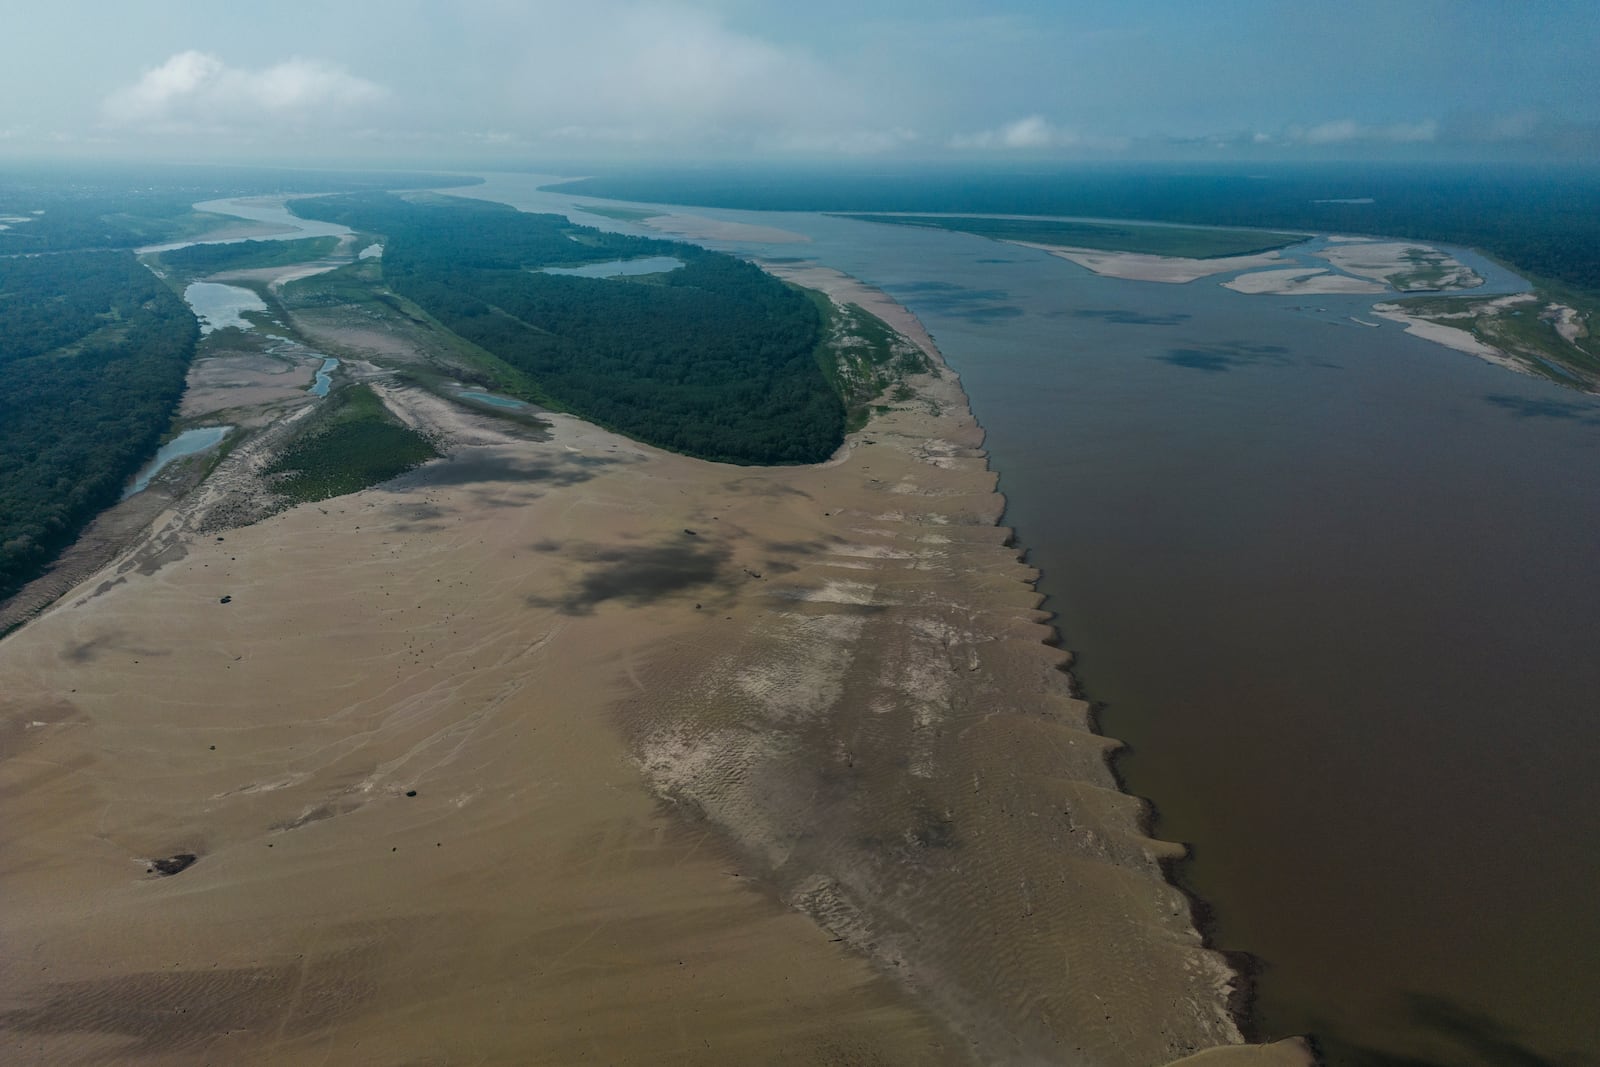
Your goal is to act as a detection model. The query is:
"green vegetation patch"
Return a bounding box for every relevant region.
[278,258,551,405]
[153,236,341,277]
[0,164,480,255]
[266,383,439,502]
[1396,292,1600,389]
[576,204,664,222]
[839,215,1306,259]
[290,193,844,465]
[805,290,930,431]
[0,251,198,598]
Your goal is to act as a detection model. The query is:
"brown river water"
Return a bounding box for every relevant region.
[415,176,1600,1064]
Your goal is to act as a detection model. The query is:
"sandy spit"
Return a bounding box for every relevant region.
[1314,241,1482,291]
[1371,303,1525,372]
[1222,267,1385,295]
[0,270,1309,1066]
[636,212,812,244]
[1010,241,1289,284]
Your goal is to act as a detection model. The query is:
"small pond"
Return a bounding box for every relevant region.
[122,426,232,499]
[539,256,684,279]
[183,283,267,334]
[309,357,339,397]
[458,390,529,410]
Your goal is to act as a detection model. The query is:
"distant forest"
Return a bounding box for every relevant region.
[155,236,341,276]
[552,165,1600,293]
[0,252,197,599]
[290,193,843,465]
[0,164,478,255]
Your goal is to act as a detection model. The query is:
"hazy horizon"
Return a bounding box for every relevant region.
[3,1,1597,169]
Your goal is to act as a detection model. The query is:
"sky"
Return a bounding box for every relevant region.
[2,0,1597,167]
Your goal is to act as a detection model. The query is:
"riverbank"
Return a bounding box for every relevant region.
[0,260,1307,1063]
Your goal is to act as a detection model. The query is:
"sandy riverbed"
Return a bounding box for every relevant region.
[1009,242,1290,284]
[1222,267,1385,295]
[1314,241,1482,291]
[631,211,812,244]
[0,268,1309,1065]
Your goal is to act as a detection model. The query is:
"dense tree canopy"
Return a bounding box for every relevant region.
[0,252,197,599]
[292,193,843,465]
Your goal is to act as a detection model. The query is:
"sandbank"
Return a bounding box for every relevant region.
[1010,241,1288,283]
[1222,267,1385,295]
[1371,303,1524,372]
[635,212,811,244]
[759,261,940,359]
[0,264,1309,1065]
[1314,241,1482,291]
[1549,302,1585,345]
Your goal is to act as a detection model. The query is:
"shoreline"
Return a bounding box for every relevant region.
[0,254,1309,1063]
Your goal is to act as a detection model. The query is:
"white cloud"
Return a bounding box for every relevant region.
[950,115,1080,150]
[1289,118,1438,145]
[493,2,870,150]
[103,51,386,131]
[772,127,922,155]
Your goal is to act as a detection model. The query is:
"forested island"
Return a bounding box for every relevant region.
[0,251,197,600]
[290,193,845,464]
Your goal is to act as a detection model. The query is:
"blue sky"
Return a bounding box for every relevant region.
[2,0,1595,164]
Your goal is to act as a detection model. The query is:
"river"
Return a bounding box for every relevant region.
[450,173,1600,1065]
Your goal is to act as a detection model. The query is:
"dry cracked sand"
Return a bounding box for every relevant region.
[0,268,1311,1066]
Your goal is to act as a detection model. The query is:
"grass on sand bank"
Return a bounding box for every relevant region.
[265,383,438,502]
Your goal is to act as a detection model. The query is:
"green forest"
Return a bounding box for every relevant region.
[154,236,341,277]
[0,251,197,599]
[291,193,844,464]
[0,163,478,256]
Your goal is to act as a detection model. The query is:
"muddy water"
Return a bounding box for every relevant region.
[453,175,1600,1064]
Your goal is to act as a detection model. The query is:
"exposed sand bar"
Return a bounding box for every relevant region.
[634,211,812,244]
[1371,302,1527,373]
[761,261,941,359]
[1222,267,1385,295]
[1313,241,1482,291]
[1010,241,1289,283]
[0,271,1308,1064]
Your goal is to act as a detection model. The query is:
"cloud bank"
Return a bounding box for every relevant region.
[103,51,386,131]
[5,1,1580,163]
[951,116,1076,150]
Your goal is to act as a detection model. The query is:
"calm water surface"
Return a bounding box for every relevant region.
[308,357,339,397]
[539,255,685,278]
[464,175,1600,1065]
[122,426,230,498]
[457,389,529,410]
[182,282,266,334]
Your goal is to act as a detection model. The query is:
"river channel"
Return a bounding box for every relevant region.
[451,173,1600,1065]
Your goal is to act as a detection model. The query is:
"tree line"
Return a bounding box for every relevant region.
[0,252,197,599]
[292,193,844,465]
